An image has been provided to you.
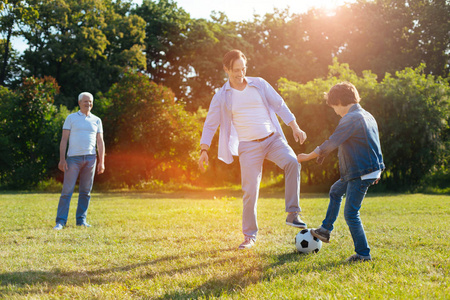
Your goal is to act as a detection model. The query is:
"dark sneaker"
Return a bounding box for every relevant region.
[77,223,92,228]
[346,254,372,262]
[238,238,255,250]
[310,227,330,243]
[286,212,307,228]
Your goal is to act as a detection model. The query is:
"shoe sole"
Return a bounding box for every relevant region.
[286,222,307,229]
[238,244,255,250]
[310,230,330,243]
[346,257,371,263]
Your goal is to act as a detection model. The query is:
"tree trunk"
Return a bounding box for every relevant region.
[0,25,12,86]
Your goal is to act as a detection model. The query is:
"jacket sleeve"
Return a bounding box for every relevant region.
[316,115,359,158]
[200,93,221,147]
[262,78,295,125]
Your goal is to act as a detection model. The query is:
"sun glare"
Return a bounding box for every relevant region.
[313,0,345,16]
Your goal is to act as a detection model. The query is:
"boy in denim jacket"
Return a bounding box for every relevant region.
[297,82,384,262]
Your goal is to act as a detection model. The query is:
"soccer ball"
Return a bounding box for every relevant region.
[295,229,322,253]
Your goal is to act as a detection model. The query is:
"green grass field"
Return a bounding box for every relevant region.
[0,191,449,299]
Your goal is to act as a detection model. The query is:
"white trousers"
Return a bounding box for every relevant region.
[238,133,301,240]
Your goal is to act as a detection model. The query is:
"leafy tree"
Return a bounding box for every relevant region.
[280,60,449,191]
[236,0,449,91]
[327,0,417,77]
[134,0,191,101]
[96,70,202,187]
[96,0,146,94]
[0,39,21,86]
[184,12,251,111]
[237,9,327,90]
[135,1,248,111]
[0,85,16,181]
[21,0,146,109]
[308,0,449,79]
[0,0,36,85]
[408,0,450,77]
[365,64,450,190]
[0,76,69,189]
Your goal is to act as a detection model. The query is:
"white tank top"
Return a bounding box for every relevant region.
[231,85,275,141]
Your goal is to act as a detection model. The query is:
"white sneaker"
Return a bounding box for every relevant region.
[53,224,63,230]
[238,238,255,250]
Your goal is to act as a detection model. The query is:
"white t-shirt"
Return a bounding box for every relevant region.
[63,111,103,157]
[231,85,275,141]
[361,169,382,180]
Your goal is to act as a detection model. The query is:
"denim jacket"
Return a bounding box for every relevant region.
[200,77,296,164]
[314,103,385,181]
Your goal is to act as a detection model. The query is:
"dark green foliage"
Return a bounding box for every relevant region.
[365,65,450,190]
[134,1,249,111]
[134,0,191,99]
[0,40,21,86]
[280,61,450,191]
[20,0,146,109]
[0,77,70,189]
[0,0,38,86]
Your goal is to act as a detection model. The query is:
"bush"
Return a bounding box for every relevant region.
[279,60,450,191]
[0,77,71,189]
[96,70,202,187]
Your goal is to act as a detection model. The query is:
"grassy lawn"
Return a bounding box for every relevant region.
[0,191,449,299]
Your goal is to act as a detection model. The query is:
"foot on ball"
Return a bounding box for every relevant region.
[286,212,307,228]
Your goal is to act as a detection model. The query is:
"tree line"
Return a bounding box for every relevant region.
[0,0,449,191]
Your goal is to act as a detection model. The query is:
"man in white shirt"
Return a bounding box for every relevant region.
[198,50,307,249]
[53,92,105,230]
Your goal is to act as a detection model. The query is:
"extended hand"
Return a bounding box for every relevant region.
[293,128,307,144]
[297,153,310,163]
[198,151,209,172]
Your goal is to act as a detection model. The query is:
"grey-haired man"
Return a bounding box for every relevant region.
[54,92,105,230]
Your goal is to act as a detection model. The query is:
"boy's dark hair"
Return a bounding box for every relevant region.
[223,49,247,70]
[326,82,361,106]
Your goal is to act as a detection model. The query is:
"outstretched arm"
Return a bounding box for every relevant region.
[297,151,319,163]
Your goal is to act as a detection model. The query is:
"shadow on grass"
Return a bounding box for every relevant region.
[157,251,343,299]
[0,247,343,298]
[0,247,236,287]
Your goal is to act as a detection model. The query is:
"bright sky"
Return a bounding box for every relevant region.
[136,0,354,21]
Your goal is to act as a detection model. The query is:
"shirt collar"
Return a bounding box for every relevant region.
[349,103,361,113]
[225,77,253,91]
[77,110,91,117]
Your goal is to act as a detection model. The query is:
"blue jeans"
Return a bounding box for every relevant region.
[238,133,300,240]
[56,155,96,226]
[321,177,376,258]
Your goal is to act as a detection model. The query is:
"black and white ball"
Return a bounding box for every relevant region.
[295,229,322,253]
